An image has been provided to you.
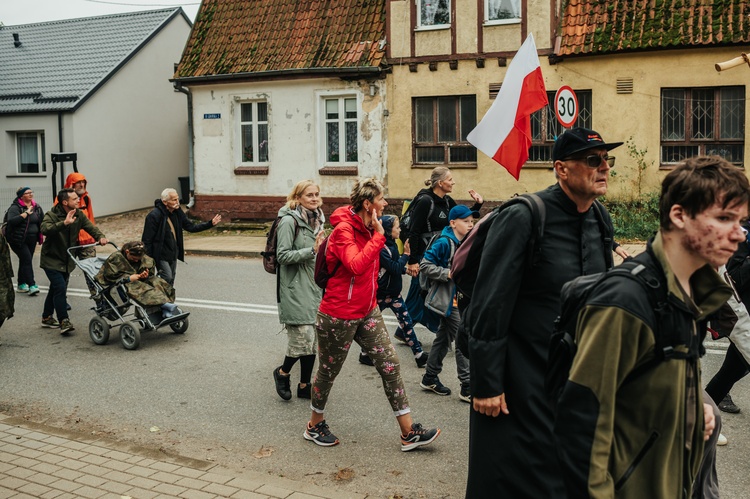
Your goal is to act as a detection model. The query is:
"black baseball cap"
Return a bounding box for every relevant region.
[552,127,623,161]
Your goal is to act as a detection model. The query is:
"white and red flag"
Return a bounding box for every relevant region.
[467,34,548,180]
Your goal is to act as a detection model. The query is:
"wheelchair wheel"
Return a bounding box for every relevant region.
[170,316,189,334]
[120,321,141,350]
[88,316,110,345]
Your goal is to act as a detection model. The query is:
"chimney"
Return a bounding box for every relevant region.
[13,33,21,48]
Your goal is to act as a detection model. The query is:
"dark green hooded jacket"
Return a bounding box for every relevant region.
[40,203,105,273]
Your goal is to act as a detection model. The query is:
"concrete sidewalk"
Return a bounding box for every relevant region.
[0,413,363,499]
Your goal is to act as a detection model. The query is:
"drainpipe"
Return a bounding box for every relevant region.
[174,83,195,208]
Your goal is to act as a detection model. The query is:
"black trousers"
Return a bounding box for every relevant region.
[10,237,38,287]
[706,342,750,404]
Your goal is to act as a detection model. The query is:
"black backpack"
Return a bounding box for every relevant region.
[452,194,612,299]
[545,254,694,413]
[314,231,341,290]
[399,191,435,244]
[261,214,299,274]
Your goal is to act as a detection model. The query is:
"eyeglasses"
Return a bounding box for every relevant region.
[564,154,615,168]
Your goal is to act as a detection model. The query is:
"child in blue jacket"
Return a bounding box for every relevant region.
[359,215,428,368]
[419,205,476,402]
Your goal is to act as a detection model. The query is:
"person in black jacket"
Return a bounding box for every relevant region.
[141,188,221,285]
[5,187,44,296]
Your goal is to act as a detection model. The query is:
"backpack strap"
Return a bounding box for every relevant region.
[498,194,546,270]
[591,200,614,269]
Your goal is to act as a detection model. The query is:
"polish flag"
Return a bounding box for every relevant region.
[467,34,548,180]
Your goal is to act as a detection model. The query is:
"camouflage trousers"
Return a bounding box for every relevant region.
[312,307,410,416]
[284,324,317,357]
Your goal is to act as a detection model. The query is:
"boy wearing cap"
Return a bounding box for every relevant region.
[465,127,621,498]
[419,204,477,401]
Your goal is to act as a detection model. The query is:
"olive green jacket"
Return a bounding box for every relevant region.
[555,232,731,499]
[95,252,174,307]
[0,233,15,324]
[275,206,323,325]
[40,203,105,273]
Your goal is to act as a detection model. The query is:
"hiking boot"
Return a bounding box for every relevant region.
[17,284,29,293]
[359,352,374,366]
[719,394,740,414]
[41,317,59,328]
[459,385,472,403]
[394,328,409,345]
[401,423,440,452]
[415,352,429,368]
[28,285,40,296]
[59,319,75,335]
[273,367,292,400]
[304,420,340,447]
[297,383,311,399]
[420,374,451,396]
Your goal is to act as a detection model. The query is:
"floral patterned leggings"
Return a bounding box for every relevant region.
[312,307,410,416]
[378,294,422,355]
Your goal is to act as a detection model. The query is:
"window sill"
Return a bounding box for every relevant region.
[6,173,47,177]
[415,25,451,32]
[412,164,477,169]
[319,166,359,176]
[523,163,554,170]
[234,166,269,175]
[483,19,521,27]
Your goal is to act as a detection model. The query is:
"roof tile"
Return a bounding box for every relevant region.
[558,0,750,56]
[174,0,386,78]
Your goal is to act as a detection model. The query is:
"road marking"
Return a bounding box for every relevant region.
[39,286,405,326]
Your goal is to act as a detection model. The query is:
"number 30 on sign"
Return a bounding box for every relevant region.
[555,86,578,128]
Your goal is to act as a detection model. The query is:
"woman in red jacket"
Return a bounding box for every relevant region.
[304,178,440,452]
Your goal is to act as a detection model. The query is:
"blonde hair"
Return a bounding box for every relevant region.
[424,166,452,189]
[350,177,384,212]
[286,180,321,209]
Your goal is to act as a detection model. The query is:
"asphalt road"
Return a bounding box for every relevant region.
[1,255,749,498]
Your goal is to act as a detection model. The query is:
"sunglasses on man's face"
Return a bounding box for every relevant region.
[564,154,615,168]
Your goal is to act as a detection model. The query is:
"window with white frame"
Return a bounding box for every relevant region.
[239,101,269,163]
[419,0,450,27]
[486,0,521,23]
[324,96,358,164]
[528,90,592,163]
[661,86,745,167]
[16,131,46,174]
[413,95,477,165]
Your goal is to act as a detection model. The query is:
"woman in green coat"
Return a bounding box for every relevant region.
[272,180,326,401]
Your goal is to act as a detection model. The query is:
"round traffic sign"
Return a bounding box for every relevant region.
[555,86,579,128]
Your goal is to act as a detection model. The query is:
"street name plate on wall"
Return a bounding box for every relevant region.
[203,113,221,119]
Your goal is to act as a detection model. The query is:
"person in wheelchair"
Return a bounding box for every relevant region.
[95,241,177,317]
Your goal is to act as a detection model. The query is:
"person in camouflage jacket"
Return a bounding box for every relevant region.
[96,241,174,307]
[0,232,15,328]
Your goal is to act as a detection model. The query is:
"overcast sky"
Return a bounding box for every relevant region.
[1,0,201,26]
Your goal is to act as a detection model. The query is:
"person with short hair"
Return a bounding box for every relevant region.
[304,178,440,452]
[554,155,750,498]
[40,188,108,335]
[5,187,44,295]
[465,127,621,498]
[141,188,221,285]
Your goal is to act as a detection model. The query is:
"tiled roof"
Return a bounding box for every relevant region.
[558,0,750,56]
[0,8,186,113]
[174,0,386,80]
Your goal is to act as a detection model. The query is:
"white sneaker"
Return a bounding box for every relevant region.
[717,433,728,446]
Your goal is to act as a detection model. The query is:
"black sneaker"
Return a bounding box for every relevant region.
[719,394,740,414]
[459,385,472,403]
[273,367,292,401]
[415,352,429,368]
[394,328,409,345]
[297,383,311,399]
[420,374,451,396]
[304,420,340,447]
[359,352,374,366]
[401,423,440,452]
[59,318,75,335]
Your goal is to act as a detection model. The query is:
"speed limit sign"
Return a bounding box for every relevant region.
[555,86,578,128]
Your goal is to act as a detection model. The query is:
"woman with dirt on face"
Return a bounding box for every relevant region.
[272,180,326,401]
[303,178,441,452]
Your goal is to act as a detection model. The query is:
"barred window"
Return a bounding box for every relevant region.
[527,90,592,163]
[661,87,744,167]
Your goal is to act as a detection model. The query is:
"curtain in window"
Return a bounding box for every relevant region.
[421,0,450,26]
[18,133,39,173]
[488,0,520,20]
